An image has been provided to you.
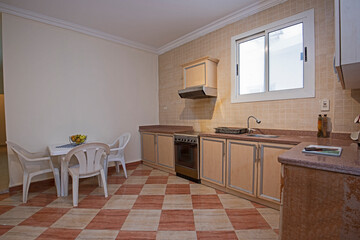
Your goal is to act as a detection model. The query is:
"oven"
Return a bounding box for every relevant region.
[174,133,200,183]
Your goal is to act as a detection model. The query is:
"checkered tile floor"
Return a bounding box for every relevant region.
[0,163,280,240]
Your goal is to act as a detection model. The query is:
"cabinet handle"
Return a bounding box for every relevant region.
[222,142,226,158]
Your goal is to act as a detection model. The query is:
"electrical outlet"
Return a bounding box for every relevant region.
[320,99,330,111]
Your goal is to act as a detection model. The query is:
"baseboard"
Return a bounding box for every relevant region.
[124,159,142,165]
[8,159,142,193]
[9,178,56,192]
[0,189,9,194]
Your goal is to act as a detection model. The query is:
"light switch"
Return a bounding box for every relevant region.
[320,99,330,111]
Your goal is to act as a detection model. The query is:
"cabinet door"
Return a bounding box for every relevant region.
[258,143,293,203]
[227,140,257,197]
[200,137,226,186]
[184,62,206,88]
[141,133,156,163]
[340,0,360,65]
[157,134,174,169]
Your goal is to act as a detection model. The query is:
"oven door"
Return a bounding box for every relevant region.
[174,141,199,179]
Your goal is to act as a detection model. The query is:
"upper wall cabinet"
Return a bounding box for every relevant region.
[182,57,219,88]
[178,57,219,99]
[335,0,360,89]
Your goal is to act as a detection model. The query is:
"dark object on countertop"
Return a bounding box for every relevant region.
[215,127,248,134]
[317,114,323,137]
[304,147,336,152]
[302,145,342,157]
[322,114,328,138]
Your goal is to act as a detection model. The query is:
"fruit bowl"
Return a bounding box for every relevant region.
[69,134,87,145]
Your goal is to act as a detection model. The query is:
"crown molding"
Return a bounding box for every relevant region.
[0,2,158,54]
[157,0,288,54]
[0,0,287,55]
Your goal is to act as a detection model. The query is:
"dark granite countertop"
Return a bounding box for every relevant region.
[199,132,305,145]
[139,125,193,134]
[279,141,360,176]
[199,128,351,145]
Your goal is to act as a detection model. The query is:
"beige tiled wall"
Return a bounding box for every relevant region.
[159,0,360,133]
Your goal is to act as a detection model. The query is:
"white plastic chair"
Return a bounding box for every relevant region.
[64,143,110,207]
[105,133,131,179]
[7,141,61,203]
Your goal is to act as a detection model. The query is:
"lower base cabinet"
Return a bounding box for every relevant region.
[258,143,293,203]
[227,140,257,197]
[141,133,293,209]
[141,133,156,163]
[200,137,226,187]
[201,137,294,209]
[141,132,175,173]
[157,134,175,169]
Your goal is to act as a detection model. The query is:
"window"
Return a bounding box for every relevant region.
[231,9,315,103]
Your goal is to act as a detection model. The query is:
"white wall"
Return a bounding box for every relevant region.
[2,14,159,187]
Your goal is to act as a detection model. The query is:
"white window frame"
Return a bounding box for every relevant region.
[231,9,315,103]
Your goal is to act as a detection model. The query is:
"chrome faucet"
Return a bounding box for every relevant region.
[247,116,261,133]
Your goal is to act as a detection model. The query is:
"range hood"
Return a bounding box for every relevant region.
[179,56,219,99]
[178,86,217,99]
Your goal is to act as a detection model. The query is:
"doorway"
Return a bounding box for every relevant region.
[0,14,9,193]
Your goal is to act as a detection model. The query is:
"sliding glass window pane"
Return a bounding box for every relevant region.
[269,23,303,91]
[238,36,265,95]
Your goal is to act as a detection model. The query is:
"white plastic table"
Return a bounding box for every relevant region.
[48,142,109,197]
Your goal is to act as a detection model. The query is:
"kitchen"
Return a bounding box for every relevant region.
[0,0,359,239]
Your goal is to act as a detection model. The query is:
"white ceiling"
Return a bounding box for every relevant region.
[0,0,286,54]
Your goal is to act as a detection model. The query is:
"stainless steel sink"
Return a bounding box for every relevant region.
[246,134,279,138]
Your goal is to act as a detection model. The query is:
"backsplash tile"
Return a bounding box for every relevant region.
[159,0,360,133]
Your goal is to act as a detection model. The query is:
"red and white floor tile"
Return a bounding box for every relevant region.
[0,163,279,239]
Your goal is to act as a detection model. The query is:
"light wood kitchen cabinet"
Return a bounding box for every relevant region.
[182,57,219,89]
[226,140,292,206]
[227,139,257,197]
[258,142,293,203]
[141,132,175,173]
[199,138,294,208]
[157,134,174,169]
[200,137,226,187]
[141,132,156,163]
[334,0,360,89]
